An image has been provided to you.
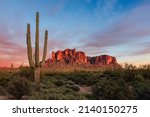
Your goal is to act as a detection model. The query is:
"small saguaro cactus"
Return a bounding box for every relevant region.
[26,12,48,90]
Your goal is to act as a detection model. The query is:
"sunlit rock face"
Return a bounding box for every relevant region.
[46,49,117,65]
[50,49,88,64]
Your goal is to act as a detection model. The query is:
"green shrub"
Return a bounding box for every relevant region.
[6,77,31,99]
[66,71,100,85]
[134,74,144,82]
[103,69,122,78]
[54,80,64,87]
[0,75,10,86]
[132,81,150,99]
[19,67,34,80]
[92,79,126,100]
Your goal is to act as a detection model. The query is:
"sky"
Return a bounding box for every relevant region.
[0,0,150,67]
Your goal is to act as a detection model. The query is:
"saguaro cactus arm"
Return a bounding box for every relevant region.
[26,23,35,68]
[35,12,39,67]
[41,30,48,66]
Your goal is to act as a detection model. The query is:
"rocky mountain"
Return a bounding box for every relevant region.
[45,49,118,66]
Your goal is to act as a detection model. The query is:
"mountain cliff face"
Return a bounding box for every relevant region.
[51,49,88,64]
[46,49,118,66]
[87,55,117,65]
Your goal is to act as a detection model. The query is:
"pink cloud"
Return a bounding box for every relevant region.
[0,32,27,67]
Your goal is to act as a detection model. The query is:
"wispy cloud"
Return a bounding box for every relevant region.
[131,42,150,56]
[0,26,27,67]
[133,47,150,56]
[82,3,150,50]
[48,39,67,51]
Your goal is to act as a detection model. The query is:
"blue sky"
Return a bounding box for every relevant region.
[0,0,150,67]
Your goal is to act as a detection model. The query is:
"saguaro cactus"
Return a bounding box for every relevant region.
[26,12,48,90]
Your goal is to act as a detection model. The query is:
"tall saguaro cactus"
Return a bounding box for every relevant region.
[26,12,48,90]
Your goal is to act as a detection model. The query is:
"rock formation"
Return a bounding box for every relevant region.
[50,49,87,64]
[87,55,117,65]
[46,49,118,66]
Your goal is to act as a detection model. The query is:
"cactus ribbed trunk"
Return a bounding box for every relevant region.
[35,12,39,67]
[26,24,34,68]
[34,67,40,91]
[26,12,48,92]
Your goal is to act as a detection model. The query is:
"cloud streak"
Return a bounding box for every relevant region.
[82,4,150,50]
[0,26,27,67]
[131,42,150,56]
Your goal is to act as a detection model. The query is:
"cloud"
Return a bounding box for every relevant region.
[0,38,27,67]
[131,42,150,56]
[0,26,27,67]
[48,39,67,51]
[133,47,150,56]
[82,3,150,50]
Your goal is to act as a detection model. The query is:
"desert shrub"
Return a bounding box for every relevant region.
[122,70,137,82]
[31,85,83,100]
[132,81,150,99]
[19,67,34,80]
[92,78,127,100]
[6,76,31,99]
[139,68,150,79]
[66,84,80,92]
[102,69,122,78]
[66,72,87,85]
[54,80,64,87]
[133,74,144,82]
[66,71,100,85]
[124,63,137,70]
[143,71,150,79]
[48,93,65,100]
[86,76,99,85]
[0,74,11,86]
[0,88,5,95]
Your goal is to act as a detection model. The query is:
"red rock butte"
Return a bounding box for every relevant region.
[45,49,118,66]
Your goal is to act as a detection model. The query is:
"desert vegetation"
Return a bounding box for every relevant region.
[0,64,150,100]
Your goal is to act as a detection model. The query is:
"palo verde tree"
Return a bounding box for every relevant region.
[26,12,48,90]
